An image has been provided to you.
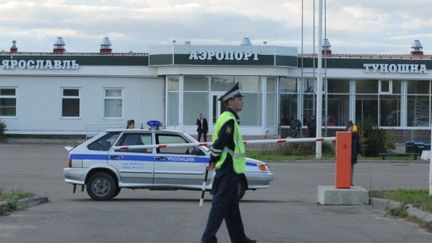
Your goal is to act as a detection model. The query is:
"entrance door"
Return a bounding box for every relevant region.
[209,93,226,133]
[210,93,226,124]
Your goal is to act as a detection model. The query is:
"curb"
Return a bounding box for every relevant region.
[0,196,49,214]
[370,197,432,224]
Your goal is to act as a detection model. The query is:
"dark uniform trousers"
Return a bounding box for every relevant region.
[201,169,246,243]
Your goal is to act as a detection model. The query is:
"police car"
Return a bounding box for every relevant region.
[63,121,273,201]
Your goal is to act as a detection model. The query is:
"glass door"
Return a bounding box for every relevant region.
[211,93,226,124]
[209,92,227,135]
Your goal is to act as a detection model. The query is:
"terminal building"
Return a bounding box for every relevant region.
[1,37,431,140]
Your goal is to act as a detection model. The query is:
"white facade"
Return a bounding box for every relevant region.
[2,44,432,138]
[1,64,165,134]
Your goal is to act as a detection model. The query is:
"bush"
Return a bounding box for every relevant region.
[359,119,394,156]
[279,141,334,156]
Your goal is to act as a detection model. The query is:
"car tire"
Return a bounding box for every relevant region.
[112,187,121,198]
[237,179,246,200]
[86,172,117,201]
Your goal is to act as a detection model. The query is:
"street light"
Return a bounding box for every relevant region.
[316,0,323,159]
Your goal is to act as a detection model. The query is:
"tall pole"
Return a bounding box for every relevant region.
[316,0,323,159]
[430,125,432,195]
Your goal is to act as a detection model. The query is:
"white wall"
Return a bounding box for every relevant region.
[0,67,164,134]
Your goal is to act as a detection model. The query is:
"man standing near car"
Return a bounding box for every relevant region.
[201,82,256,243]
[196,113,209,142]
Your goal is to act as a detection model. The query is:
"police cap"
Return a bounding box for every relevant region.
[219,82,243,102]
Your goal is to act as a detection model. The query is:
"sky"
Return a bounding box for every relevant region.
[1,0,431,54]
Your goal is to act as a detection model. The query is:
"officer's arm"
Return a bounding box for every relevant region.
[209,120,235,165]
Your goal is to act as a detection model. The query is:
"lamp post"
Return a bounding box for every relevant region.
[316,0,323,159]
[430,124,432,195]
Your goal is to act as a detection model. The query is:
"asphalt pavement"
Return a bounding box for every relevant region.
[0,143,431,243]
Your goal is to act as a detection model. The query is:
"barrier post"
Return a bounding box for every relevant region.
[335,131,352,188]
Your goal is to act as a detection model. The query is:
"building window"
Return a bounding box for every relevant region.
[408,95,429,126]
[279,77,297,126]
[239,93,262,126]
[380,95,400,126]
[183,75,209,126]
[280,77,297,93]
[167,76,179,126]
[0,88,16,117]
[356,80,378,93]
[407,80,430,127]
[104,88,123,118]
[184,75,209,91]
[62,88,80,117]
[379,80,392,94]
[211,76,235,91]
[328,80,349,93]
[327,95,349,126]
[327,80,349,126]
[356,95,378,126]
[184,92,208,125]
[236,76,261,126]
[266,77,277,128]
[304,78,315,93]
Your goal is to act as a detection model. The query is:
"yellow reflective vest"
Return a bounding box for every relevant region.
[212,111,246,174]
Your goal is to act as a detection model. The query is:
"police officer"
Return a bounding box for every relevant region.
[201,83,256,243]
[126,119,135,129]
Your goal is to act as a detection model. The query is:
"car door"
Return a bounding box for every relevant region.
[153,132,207,187]
[108,132,154,185]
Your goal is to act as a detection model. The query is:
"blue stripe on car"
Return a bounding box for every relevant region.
[70,154,109,160]
[69,153,257,167]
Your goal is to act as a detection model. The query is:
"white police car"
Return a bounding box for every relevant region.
[63,121,273,201]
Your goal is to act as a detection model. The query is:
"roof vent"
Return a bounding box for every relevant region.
[100,37,112,54]
[10,40,17,53]
[240,37,252,46]
[322,38,331,55]
[184,41,191,45]
[411,40,423,56]
[53,37,65,54]
[263,41,268,45]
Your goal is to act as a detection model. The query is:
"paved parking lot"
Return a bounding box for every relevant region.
[0,143,431,243]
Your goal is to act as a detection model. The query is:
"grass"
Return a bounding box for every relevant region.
[371,189,432,231]
[371,189,432,214]
[0,189,35,203]
[0,189,35,215]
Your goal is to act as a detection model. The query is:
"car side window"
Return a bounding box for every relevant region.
[157,134,195,155]
[88,132,120,151]
[117,133,152,153]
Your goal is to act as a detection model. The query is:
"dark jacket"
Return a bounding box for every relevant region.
[351,132,363,164]
[196,118,208,133]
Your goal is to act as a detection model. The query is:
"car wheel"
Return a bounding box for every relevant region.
[237,179,246,200]
[86,172,117,201]
[112,187,121,198]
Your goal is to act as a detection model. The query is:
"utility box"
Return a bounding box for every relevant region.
[335,131,351,189]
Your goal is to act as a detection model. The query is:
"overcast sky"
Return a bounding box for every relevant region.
[1,0,431,54]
